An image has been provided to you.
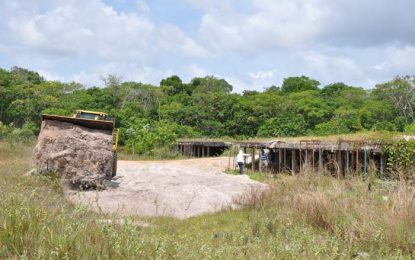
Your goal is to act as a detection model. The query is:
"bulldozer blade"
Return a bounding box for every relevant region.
[41,114,115,131]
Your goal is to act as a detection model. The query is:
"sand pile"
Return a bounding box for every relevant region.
[33,119,114,190]
[67,157,269,218]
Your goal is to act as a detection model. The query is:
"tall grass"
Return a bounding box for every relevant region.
[1,142,414,258]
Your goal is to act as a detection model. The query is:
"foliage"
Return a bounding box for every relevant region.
[385,139,415,178]
[281,76,320,94]
[257,114,307,137]
[0,122,35,144]
[2,66,415,155]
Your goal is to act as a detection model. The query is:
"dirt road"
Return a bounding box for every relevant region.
[66,157,267,219]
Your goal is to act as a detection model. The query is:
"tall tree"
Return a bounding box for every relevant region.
[281,76,320,94]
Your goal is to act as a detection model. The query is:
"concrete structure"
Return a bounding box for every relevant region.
[176,140,231,158]
[177,139,387,177]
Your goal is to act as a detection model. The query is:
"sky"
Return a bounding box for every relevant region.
[0,0,414,92]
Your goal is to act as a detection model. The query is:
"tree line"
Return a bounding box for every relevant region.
[1,66,415,155]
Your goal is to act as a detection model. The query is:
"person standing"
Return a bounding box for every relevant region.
[260,149,268,172]
[236,149,249,175]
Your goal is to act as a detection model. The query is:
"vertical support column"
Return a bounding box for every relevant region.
[284,148,287,172]
[202,145,205,157]
[337,150,343,177]
[305,150,309,172]
[364,148,367,178]
[350,151,355,176]
[244,147,247,164]
[346,150,350,176]
[273,149,277,173]
[278,148,283,172]
[291,150,297,175]
[318,148,323,174]
[252,147,256,172]
[299,149,302,172]
[312,149,315,172]
[380,154,385,178]
[207,146,210,157]
[356,149,359,176]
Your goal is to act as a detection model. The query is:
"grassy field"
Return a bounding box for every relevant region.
[1,142,415,259]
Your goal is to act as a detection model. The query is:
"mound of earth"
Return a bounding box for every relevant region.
[33,119,113,190]
[66,157,269,219]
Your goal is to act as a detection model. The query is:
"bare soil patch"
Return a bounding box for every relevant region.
[65,157,268,219]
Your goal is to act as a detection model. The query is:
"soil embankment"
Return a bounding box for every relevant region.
[33,119,113,189]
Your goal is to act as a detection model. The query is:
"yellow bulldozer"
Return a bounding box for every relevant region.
[41,110,120,177]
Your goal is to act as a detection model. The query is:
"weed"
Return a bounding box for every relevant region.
[1,142,414,258]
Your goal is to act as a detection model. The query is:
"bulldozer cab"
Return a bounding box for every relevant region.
[73,110,108,121]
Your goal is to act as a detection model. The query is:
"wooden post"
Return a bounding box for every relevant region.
[207,146,210,157]
[337,150,343,177]
[244,147,247,164]
[284,148,287,172]
[252,147,256,172]
[202,145,205,157]
[351,151,355,176]
[299,148,302,172]
[273,149,277,173]
[356,148,359,176]
[380,154,385,177]
[305,150,309,172]
[346,151,349,176]
[318,148,323,174]
[312,149,315,172]
[278,148,283,172]
[291,150,296,175]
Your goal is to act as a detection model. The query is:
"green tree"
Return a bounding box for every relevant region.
[281,76,320,94]
[257,114,307,137]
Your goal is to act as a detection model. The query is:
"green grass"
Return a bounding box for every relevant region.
[179,130,412,144]
[225,167,271,183]
[1,142,415,258]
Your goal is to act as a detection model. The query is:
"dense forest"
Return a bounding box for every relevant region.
[1,66,415,155]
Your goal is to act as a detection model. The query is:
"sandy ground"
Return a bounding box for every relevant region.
[65,157,268,219]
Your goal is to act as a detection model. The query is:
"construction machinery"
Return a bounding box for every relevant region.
[41,110,119,177]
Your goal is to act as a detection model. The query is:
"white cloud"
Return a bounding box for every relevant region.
[196,0,327,54]
[37,69,65,82]
[387,45,415,72]
[1,0,414,91]
[159,25,211,58]
[248,70,275,80]
[6,0,156,64]
[303,52,365,84]
[188,64,208,78]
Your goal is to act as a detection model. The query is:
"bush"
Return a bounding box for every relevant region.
[125,120,201,156]
[404,123,415,134]
[0,121,36,144]
[257,115,307,137]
